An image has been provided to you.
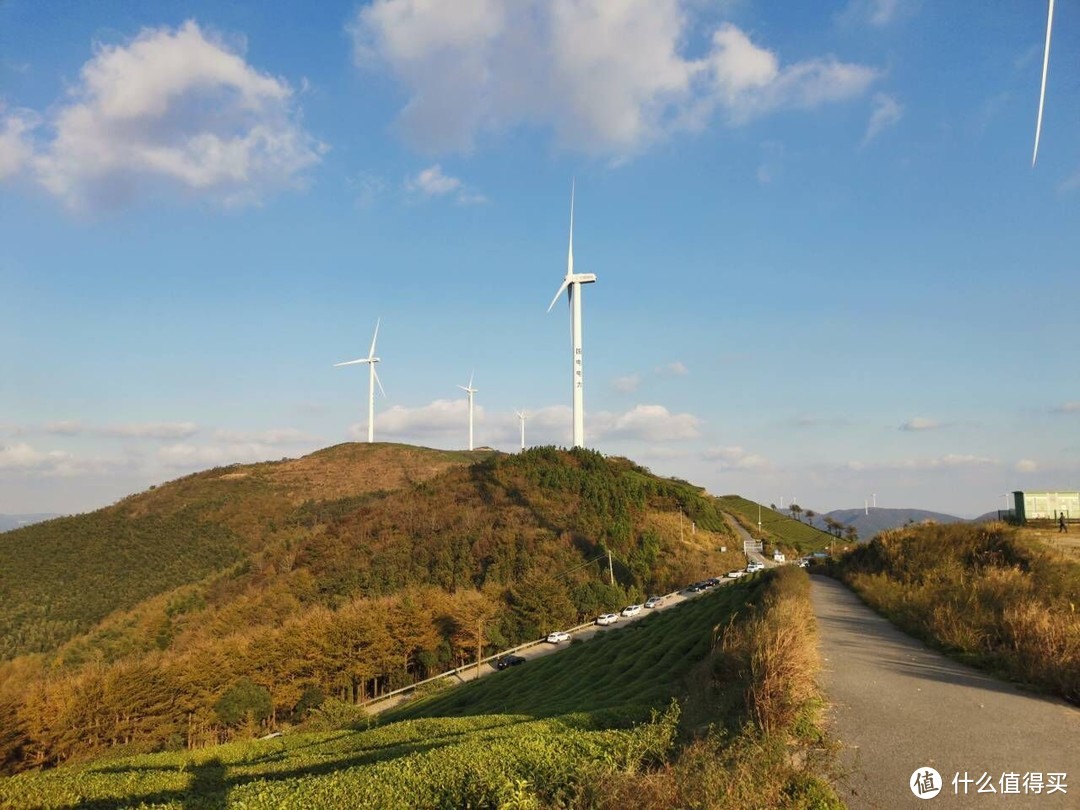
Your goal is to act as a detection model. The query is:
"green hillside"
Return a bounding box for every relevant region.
[0,571,836,809]
[715,495,835,553]
[0,445,746,773]
[0,443,481,662]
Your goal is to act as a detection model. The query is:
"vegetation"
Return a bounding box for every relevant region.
[831,521,1080,704]
[0,570,837,809]
[0,445,745,773]
[715,496,835,554]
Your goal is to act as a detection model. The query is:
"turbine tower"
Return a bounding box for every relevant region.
[547,180,596,448]
[515,409,527,451]
[333,318,385,443]
[1033,0,1056,166]
[458,373,478,451]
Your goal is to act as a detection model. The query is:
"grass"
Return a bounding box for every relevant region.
[0,574,839,809]
[831,521,1080,705]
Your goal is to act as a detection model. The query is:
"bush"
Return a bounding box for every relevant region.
[214,678,272,727]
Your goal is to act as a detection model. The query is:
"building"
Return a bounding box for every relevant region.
[1012,491,1079,523]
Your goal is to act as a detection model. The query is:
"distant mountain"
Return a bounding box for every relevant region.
[0,513,62,532]
[821,507,966,540]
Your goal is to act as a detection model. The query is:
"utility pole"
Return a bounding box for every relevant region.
[476,619,483,679]
[758,501,762,532]
[607,549,614,586]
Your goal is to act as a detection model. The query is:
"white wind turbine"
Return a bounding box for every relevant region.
[334,318,386,443]
[547,180,596,448]
[515,409,527,451]
[1033,0,1056,166]
[458,373,478,451]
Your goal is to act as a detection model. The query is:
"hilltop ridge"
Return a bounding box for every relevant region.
[0,443,744,771]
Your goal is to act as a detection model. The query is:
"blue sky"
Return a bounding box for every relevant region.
[1,0,1077,519]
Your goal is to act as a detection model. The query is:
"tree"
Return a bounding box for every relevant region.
[843,525,859,543]
[789,504,803,522]
[214,678,272,727]
[805,510,816,526]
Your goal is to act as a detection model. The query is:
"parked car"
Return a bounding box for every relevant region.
[796,558,810,568]
[546,631,571,643]
[496,654,526,670]
[726,570,747,578]
[746,561,765,573]
[705,578,723,588]
[621,604,643,617]
[644,596,664,608]
[596,613,619,626]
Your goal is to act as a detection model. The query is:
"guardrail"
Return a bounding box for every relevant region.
[359,618,599,712]
[359,591,688,713]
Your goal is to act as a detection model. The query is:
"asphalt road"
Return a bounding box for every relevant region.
[812,575,1079,808]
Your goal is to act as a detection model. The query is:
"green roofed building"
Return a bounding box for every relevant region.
[1012,491,1079,523]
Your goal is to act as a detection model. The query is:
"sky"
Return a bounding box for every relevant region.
[1,0,1078,519]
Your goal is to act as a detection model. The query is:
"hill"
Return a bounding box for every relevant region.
[0,570,837,809]
[822,507,965,540]
[0,514,62,532]
[0,444,745,772]
[714,495,835,553]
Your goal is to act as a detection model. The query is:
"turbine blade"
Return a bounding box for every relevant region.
[334,358,370,367]
[469,371,474,389]
[457,385,468,392]
[1033,0,1055,166]
[373,365,387,398]
[547,279,570,312]
[369,317,381,359]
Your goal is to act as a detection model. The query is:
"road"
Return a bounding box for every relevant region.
[364,577,738,715]
[812,575,1079,808]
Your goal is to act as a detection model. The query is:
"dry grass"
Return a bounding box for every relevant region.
[577,568,841,810]
[835,521,1080,704]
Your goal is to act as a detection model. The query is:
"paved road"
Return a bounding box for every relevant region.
[812,575,1079,808]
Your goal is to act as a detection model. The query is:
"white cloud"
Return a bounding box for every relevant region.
[863,93,903,143]
[1052,401,1080,414]
[845,454,998,472]
[756,139,784,183]
[373,398,477,439]
[43,421,199,439]
[20,20,324,210]
[703,445,772,471]
[839,0,907,28]
[593,404,701,442]
[406,164,486,204]
[0,442,127,477]
[352,1,878,157]
[1015,459,1038,473]
[0,106,38,180]
[656,361,689,376]
[899,417,941,431]
[156,441,292,468]
[212,427,315,444]
[612,373,642,393]
[408,164,461,196]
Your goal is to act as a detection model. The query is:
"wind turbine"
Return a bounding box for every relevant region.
[458,373,478,451]
[515,409,527,451]
[333,318,386,443]
[1033,0,1055,166]
[547,180,596,448]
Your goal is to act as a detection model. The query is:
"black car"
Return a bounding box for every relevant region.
[685,582,706,593]
[496,655,526,670]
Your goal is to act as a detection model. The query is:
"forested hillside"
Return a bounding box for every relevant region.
[0,444,741,773]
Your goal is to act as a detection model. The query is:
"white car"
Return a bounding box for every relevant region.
[595,613,619,626]
[726,570,747,578]
[546,631,571,643]
[746,561,765,573]
[644,596,664,609]
[621,604,643,617]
